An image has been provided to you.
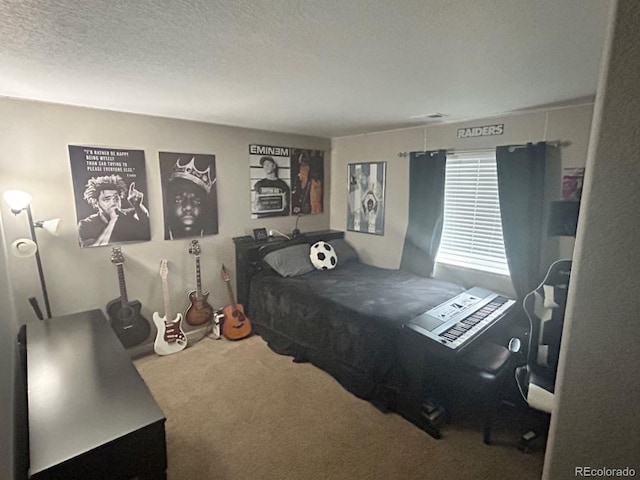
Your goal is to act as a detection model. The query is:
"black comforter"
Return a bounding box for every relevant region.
[249,262,466,403]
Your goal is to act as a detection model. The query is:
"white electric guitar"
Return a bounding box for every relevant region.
[153,260,187,356]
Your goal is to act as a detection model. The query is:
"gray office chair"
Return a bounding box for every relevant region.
[515,259,571,448]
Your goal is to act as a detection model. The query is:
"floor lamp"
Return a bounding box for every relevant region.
[3,190,61,320]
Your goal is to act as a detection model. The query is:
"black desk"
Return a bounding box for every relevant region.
[28,309,167,479]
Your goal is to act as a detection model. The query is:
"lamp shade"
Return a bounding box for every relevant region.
[3,190,32,212]
[11,238,38,258]
[40,218,61,236]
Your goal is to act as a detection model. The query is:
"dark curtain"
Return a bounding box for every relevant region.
[400,150,447,278]
[496,142,547,300]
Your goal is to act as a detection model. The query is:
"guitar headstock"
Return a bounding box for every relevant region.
[110,246,124,265]
[159,259,169,279]
[221,264,230,283]
[189,240,201,256]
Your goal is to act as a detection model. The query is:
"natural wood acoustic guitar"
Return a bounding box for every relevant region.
[220,264,252,340]
[185,240,214,326]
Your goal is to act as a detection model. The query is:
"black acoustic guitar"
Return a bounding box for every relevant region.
[106,246,151,348]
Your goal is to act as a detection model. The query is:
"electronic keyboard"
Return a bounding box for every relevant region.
[405,287,515,354]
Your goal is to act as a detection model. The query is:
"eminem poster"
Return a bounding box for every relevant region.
[250,144,292,219]
[69,145,151,248]
[249,144,324,219]
[159,152,218,240]
[347,162,386,235]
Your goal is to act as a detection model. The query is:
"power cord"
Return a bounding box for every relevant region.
[269,229,291,240]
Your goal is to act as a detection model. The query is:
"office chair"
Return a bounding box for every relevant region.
[514,259,571,450]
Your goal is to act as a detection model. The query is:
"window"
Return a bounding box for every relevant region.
[435,150,510,276]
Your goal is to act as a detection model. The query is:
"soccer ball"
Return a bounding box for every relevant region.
[310,241,337,270]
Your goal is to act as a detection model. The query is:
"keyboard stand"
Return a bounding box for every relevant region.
[396,324,448,439]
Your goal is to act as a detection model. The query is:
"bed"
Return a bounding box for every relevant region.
[248,236,466,406]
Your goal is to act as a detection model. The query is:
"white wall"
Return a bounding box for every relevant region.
[0,98,331,327]
[330,104,594,294]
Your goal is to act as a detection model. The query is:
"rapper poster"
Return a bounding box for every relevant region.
[69,145,151,248]
[249,144,292,219]
[290,148,324,215]
[347,162,386,235]
[159,152,218,240]
[249,144,325,219]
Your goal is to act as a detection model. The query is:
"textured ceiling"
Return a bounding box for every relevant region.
[0,0,612,138]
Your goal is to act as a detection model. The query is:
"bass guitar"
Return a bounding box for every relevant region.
[106,246,151,348]
[221,264,252,340]
[185,240,214,326]
[153,260,187,355]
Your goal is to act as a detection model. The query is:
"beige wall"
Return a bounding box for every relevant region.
[545,0,640,476]
[330,104,594,294]
[0,98,330,328]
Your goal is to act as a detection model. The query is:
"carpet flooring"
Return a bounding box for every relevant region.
[134,335,544,480]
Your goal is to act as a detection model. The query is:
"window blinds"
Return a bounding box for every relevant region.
[435,151,510,276]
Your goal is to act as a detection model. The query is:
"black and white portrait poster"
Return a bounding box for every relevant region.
[249,144,291,219]
[159,152,218,240]
[290,148,324,215]
[347,162,386,235]
[69,145,151,248]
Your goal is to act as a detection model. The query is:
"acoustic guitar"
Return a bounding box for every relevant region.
[106,246,151,348]
[220,264,252,340]
[152,260,187,356]
[185,240,214,326]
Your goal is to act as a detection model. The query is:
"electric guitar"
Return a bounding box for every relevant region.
[152,260,187,355]
[221,264,252,340]
[106,246,151,348]
[185,240,214,326]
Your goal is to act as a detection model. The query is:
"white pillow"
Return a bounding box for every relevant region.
[309,241,338,270]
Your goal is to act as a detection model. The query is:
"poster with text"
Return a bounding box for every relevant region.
[347,162,386,235]
[159,152,218,240]
[249,144,292,219]
[69,145,151,248]
[249,144,325,220]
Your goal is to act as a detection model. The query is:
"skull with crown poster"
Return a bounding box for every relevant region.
[159,152,219,240]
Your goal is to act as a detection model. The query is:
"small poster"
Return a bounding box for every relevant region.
[69,145,151,248]
[562,167,585,200]
[159,152,219,240]
[291,148,324,215]
[347,162,386,235]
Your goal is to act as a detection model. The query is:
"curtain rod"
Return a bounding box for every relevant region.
[397,140,567,158]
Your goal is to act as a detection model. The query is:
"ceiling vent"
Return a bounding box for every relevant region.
[409,112,448,120]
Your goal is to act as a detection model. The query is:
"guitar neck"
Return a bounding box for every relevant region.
[162,276,171,318]
[195,256,202,297]
[225,279,237,308]
[116,264,129,307]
